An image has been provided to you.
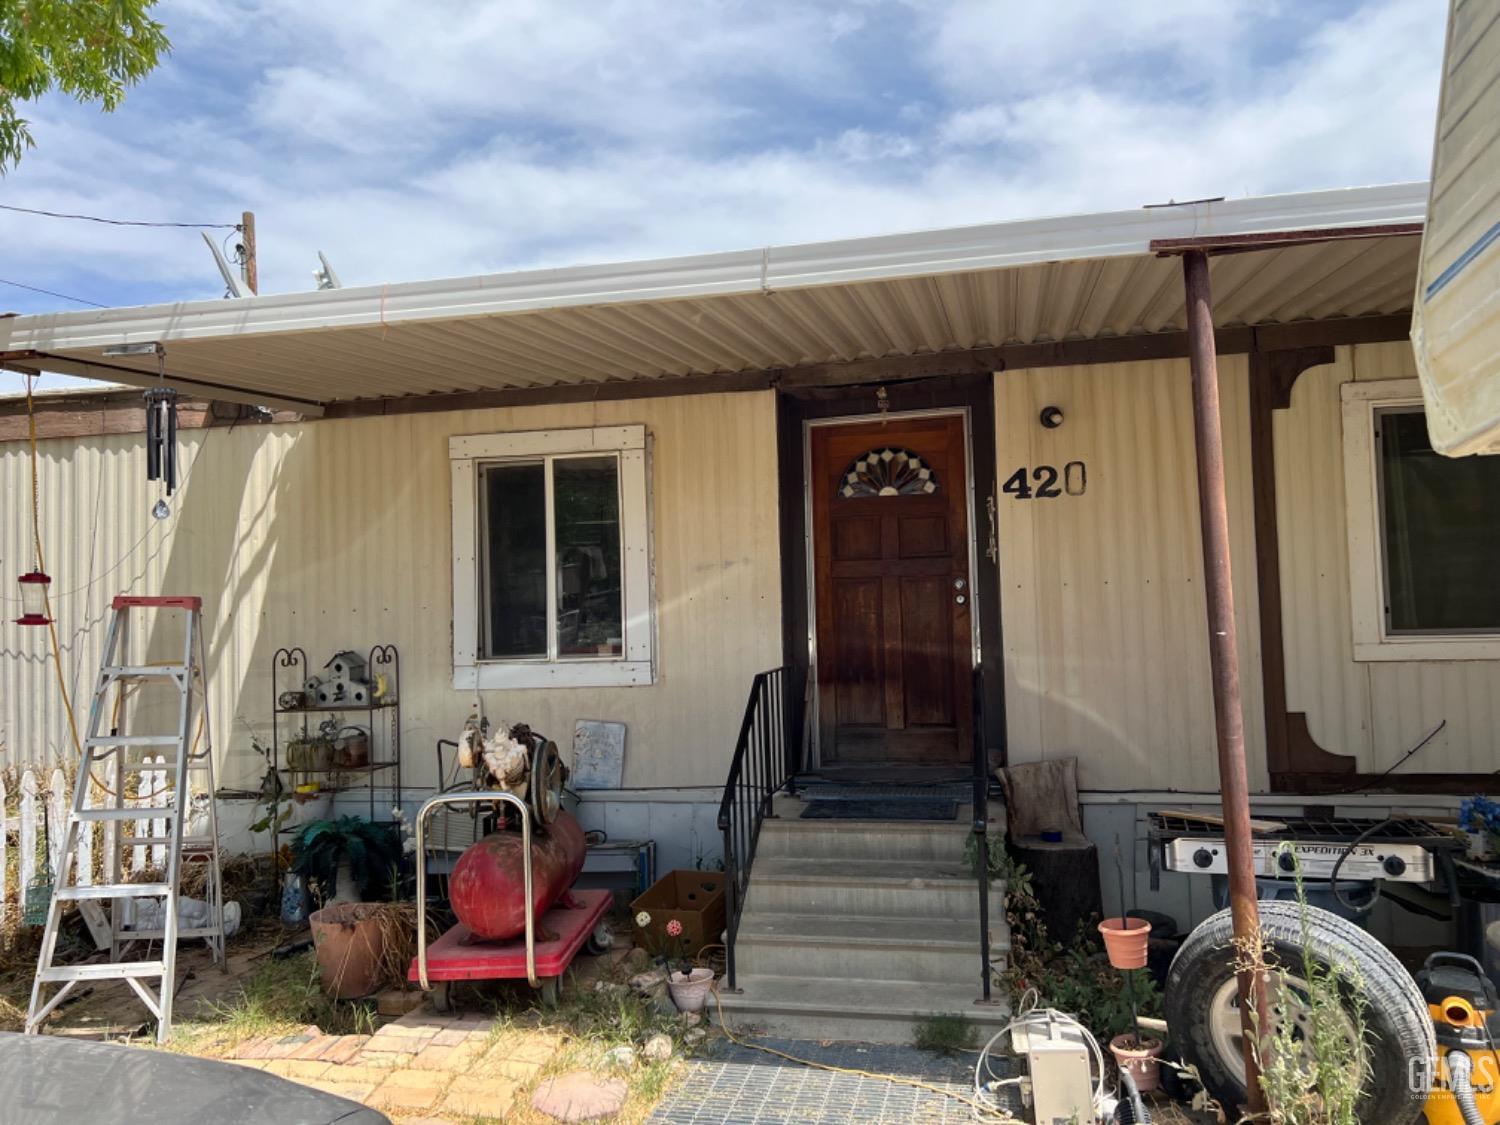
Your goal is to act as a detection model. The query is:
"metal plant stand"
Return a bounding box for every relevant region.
[270,645,402,859]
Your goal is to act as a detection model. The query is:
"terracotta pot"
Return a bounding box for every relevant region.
[1098,916,1152,969]
[1109,1032,1164,1092]
[310,902,385,999]
[666,967,715,1013]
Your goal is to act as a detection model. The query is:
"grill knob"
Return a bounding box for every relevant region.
[1383,855,1406,878]
[1193,847,1214,869]
[1278,850,1297,873]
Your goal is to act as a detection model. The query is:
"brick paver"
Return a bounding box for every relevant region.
[223,1009,563,1122]
[440,1075,519,1117]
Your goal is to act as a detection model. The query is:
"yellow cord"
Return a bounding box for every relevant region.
[24,375,83,760]
[709,986,1019,1120]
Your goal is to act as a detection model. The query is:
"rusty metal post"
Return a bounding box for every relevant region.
[1182,249,1269,1115]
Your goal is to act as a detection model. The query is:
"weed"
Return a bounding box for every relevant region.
[1247,846,1370,1125]
[913,1012,976,1055]
[172,950,375,1053]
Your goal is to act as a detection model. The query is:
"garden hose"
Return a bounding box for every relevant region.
[1447,1050,1486,1125]
[1113,1068,1152,1123]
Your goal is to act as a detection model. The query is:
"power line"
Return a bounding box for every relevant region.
[0,202,237,229]
[0,276,106,308]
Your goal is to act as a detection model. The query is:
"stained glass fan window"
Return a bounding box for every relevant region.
[839,448,938,498]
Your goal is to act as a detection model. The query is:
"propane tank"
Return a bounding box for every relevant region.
[449,810,586,941]
[1421,952,1500,1125]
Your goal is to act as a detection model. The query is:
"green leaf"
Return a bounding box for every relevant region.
[0,0,170,172]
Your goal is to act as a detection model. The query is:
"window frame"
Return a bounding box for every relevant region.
[1341,378,1500,661]
[450,424,654,689]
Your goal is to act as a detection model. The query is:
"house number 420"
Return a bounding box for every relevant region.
[1002,461,1087,499]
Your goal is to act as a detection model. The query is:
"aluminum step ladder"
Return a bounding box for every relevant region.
[26,595,225,1043]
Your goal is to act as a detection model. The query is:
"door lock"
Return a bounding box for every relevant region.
[955,594,967,605]
[954,578,967,590]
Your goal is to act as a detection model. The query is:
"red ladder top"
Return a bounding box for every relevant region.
[112,595,202,610]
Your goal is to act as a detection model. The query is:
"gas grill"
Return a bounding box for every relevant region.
[1148,813,1465,889]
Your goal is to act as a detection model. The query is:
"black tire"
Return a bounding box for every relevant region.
[1164,900,1433,1125]
[430,980,452,1014]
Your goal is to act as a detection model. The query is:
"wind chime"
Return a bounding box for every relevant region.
[143,344,179,520]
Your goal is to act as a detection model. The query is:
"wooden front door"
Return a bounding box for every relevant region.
[811,414,973,766]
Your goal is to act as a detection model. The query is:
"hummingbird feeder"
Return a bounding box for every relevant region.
[16,570,51,626]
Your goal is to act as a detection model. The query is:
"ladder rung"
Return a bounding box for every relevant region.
[118,760,185,772]
[118,835,213,849]
[102,665,188,679]
[117,927,224,940]
[58,883,172,900]
[86,735,182,748]
[76,807,176,822]
[39,960,165,982]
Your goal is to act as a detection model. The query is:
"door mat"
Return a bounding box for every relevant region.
[800,799,958,821]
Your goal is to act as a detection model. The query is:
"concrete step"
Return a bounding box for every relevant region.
[758,816,973,863]
[744,857,1002,919]
[736,912,1008,983]
[716,973,1011,1044]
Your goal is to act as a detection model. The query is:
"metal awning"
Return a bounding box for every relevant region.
[0,183,1427,414]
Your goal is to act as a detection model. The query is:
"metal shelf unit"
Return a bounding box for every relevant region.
[271,645,402,857]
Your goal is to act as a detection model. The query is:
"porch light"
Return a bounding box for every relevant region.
[16,570,51,626]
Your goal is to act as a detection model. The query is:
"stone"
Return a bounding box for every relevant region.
[678,1011,702,1028]
[602,1045,637,1071]
[376,987,428,1016]
[531,1071,629,1122]
[593,980,628,996]
[628,969,667,995]
[683,1028,707,1046]
[642,1033,674,1062]
[617,946,648,971]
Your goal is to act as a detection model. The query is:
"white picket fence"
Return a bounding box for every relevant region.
[1,760,171,913]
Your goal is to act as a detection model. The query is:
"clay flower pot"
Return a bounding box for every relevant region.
[1098,916,1152,970]
[310,902,385,999]
[667,967,715,1013]
[1109,1032,1164,1092]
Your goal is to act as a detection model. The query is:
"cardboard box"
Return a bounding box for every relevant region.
[630,870,727,958]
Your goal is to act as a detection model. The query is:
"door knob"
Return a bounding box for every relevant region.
[954,578,967,590]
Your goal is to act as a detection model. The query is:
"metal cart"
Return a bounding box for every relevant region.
[409,789,612,1010]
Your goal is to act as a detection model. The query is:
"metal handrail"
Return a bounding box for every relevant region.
[718,665,800,992]
[972,665,992,1002]
[414,790,536,989]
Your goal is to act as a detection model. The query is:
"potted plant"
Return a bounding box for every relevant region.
[634,910,715,1012]
[291,815,402,907]
[294,816,403,1000]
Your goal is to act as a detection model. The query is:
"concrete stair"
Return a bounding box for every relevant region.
[716,795,1010,1043]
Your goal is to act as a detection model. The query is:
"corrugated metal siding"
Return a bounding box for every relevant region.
[33,235,1420,405]
[1279,341,1500,772]
[995,357,1266,793]
[0,393,782,790]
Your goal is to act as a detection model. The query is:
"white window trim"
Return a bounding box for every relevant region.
[450,424,655,688]
[1341,378,1500,661]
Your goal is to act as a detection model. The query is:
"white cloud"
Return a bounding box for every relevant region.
[0,0,1445,316]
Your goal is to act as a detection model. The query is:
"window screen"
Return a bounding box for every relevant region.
[1377,408,1500,634]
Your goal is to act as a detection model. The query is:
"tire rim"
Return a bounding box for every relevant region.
[1207,972,1358,1085]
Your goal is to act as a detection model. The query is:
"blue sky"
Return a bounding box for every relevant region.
[0,0,1445,384]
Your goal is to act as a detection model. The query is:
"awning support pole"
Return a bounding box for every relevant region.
[1182,249,1269,1115]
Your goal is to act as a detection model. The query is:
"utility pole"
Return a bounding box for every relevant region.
[240,210,258,295]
